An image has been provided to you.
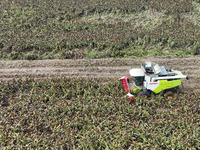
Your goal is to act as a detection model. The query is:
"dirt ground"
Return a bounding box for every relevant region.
[0,57,200,93]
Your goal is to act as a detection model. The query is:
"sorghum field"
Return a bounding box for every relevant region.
[0,0,200,59]
[0,77,199,149]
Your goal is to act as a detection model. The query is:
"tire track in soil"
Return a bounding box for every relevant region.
[0,57,200,93]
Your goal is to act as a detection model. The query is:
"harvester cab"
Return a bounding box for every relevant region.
[120,62,189,101]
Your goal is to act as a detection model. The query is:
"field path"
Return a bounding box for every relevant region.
[0,57,200,93]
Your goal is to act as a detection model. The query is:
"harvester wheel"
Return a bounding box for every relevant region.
[165,91,173,99]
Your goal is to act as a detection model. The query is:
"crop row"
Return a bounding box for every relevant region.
[0,0,195,17]
[0,77,199,149]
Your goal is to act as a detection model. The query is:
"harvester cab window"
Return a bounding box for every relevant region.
[133,76,144,86]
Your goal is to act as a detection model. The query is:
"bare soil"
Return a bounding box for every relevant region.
[0,57,200,93]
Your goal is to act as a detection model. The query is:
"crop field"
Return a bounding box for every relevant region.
[1,0,200,149]
[0,77,199,149]
[0,57,200,149]
[1,0,200,59]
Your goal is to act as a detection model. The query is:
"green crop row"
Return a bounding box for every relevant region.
[0,77,199,149]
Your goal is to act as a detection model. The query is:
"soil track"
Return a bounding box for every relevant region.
[0,57,200,93]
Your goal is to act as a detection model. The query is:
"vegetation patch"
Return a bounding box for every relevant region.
[0,77,199,149]
[0,0,200,59]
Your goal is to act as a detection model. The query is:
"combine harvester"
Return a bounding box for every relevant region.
[120,62,189,101]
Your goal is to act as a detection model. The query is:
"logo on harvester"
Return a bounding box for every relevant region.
[149,82,157,85]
